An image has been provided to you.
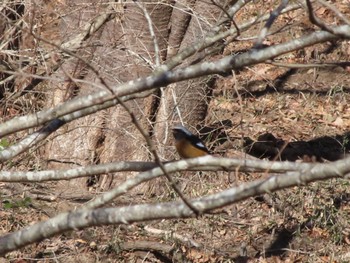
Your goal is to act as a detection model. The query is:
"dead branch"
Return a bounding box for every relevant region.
[0,24,348,143]
[0,155,350,255]
[254,0,290,49]
[0,3,302,142]
[306,0,350,37]
[315,0,350,25]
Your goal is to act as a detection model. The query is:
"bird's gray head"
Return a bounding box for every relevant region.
[172,125,193,140]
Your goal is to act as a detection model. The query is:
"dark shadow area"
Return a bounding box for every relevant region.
[198,119,233,151]
[243,131,350,162]
[262,189,350,259]
[333,193,350,209]
[231,256,250,263]
[245,170,350,259]
[153,251,173,263]
[264,227,294,258]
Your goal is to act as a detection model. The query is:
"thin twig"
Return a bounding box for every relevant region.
[135,1,161,67]
[266,60,347,69]
[254,0,290,49]
[171,87,184,125]
[210,0,240,37]
[305,0,349,38]
[316,0,350,25]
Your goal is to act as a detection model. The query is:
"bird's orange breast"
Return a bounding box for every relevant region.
[175,139,208,159]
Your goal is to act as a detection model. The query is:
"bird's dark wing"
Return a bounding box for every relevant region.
[191,135,209,152]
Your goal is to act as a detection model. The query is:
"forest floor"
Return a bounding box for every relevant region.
[1,1,350,263]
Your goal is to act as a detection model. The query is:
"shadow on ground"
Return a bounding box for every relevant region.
[243,131,350,162]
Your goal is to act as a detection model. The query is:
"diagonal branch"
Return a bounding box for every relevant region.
[82,156,311,209]
[0,3,117,102]
[0,119,65,163]
[315,0,350,25]
[0,25,349,162]
[254,0,290,48]
[0,3,303,140]
[0,21,349,167]
[0,155,349,255]
[306,0,350,37]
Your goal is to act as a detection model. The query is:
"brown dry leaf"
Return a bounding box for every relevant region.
[74,238,87,244]
[316,7,327,16]
[188,248,202,259]
[320,256,336,262]
[214,100,234,111]
[187,248,212,263]
[219,229,227,235]
[257,256,268,262]
[332,117,344,127]
[309,227,329,238]
[344,236,350,245]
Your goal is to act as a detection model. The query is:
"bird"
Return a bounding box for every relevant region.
[172,125,210,159]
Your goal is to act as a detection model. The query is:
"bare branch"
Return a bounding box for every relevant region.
[266,60,349,69]
[254,0,290,49]
[0,119,65,163]
[213,0,251,31]
[82,156,310,209]
[209,0,240,37]
[306,0,350,37]
[135,1,161,67]
[1,24,348,143]
[0,161,157,182]
[1,155,349,255]
[316,0,350,25]
[0,2,301,142]
[0,155,312,182]
[0,2,117,101]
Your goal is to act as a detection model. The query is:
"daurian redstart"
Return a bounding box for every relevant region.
[172,125,209,159]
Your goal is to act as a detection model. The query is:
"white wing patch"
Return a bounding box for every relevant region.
[195,141,207,150]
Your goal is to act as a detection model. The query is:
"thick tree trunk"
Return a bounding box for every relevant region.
[40,0,174,192]
[4,0,224,195]
[153,0,225,159]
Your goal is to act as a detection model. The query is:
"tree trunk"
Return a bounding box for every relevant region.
[153,0,226,159]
